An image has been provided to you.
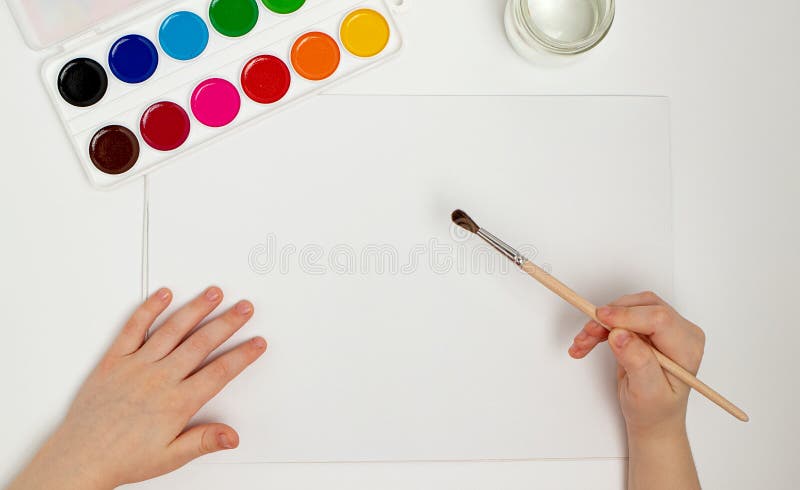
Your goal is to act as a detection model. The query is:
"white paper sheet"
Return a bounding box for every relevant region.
[147,95,672,462]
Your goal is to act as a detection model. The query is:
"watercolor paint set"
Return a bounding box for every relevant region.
[6,0,403,188]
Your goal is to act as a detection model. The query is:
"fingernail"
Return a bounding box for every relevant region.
[575,331,588,342]
[597,306,613,319]
[252,337,267,350]
[205,288,221,301]
[217,433,234,449]
[613,330,630,348]
[236,301,253,315]
[568,344,579,355]
[157,288,171,301]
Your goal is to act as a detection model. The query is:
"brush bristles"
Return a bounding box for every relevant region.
[451,209,480,234]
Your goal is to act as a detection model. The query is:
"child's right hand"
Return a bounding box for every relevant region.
[568,291,706,438]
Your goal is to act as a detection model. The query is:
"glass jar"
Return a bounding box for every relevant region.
[504,0,615,61]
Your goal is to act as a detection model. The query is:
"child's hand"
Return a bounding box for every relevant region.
[8,287,267,490]
[568,291,706,437]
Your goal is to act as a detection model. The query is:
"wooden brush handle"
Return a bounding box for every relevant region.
[521,260,749,422]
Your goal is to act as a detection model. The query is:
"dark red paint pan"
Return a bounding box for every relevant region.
[140,101,191,151]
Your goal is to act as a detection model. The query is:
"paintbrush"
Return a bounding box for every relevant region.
[451,209,749,422]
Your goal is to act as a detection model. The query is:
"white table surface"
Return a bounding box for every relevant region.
[0,0,797,489]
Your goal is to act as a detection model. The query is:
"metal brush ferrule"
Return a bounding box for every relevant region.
[476,228,527,267]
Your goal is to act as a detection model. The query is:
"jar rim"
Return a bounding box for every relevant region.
[513,0,615,55]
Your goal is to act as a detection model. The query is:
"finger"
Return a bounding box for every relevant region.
[616,364,625,382]
[108,288,172,357]
[183,337,267,407]
[138,286,224,362]
[568,320,609,359]
[608,290,667,307]
[597,304,703,369]
[165,300,255,377]
[608,329,671,396]
[569,291,668,359]
[167,423,239,470]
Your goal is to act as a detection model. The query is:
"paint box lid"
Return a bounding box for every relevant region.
[5,0,154,49]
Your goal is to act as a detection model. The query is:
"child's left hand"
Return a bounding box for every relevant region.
[8,287,267,490]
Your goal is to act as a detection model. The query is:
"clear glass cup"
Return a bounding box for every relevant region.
[504,0,615,62]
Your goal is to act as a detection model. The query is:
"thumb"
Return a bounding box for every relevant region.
[608,329,670,395]
[169,423,239,467]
